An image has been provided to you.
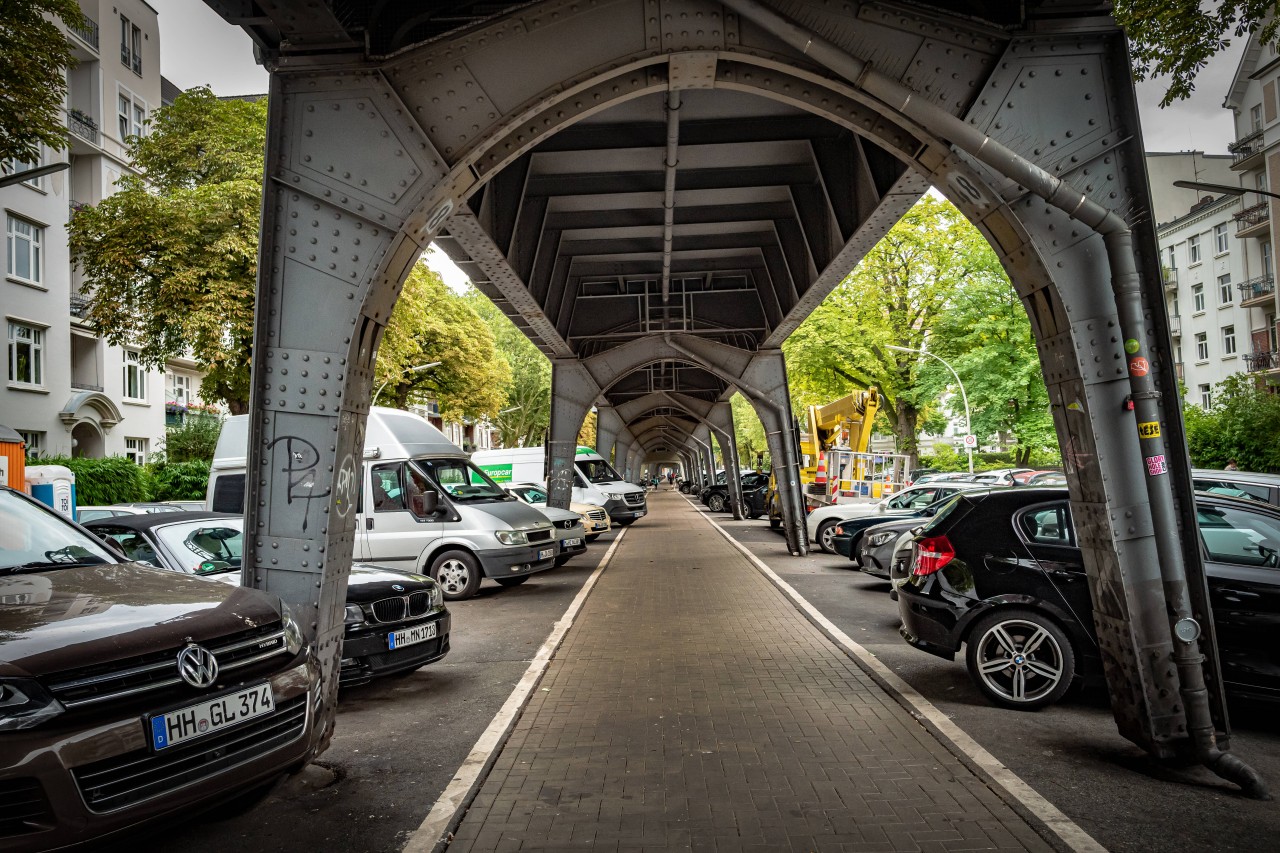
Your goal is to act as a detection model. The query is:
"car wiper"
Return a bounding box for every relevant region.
[2,559,109,573]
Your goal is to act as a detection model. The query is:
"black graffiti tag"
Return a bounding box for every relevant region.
[268,436,331,532]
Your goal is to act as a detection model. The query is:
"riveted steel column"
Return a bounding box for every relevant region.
[596,405,624,468]
[709,401,744,520]
[547,360,598,510]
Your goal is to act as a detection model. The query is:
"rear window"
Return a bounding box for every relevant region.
[210,473,245,513]
[1193,477,1271,504]
[917,493,970,535]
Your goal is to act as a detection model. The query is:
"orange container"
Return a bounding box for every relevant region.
[0,425,26,490]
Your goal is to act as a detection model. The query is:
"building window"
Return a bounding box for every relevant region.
[1251,104,1264,132]
[1165,246,1176,270]
[1172,295,1180,317]
[7,322,44,386]
[1263,242,1273,277]
[1,148,44,189]
[1219,274,1233,305]
[17,430,44,458]
[125,437,148,465]
[117,91,146,141]
[167,373,192,405]
[1195,331,1209,361]
[1222,325,1237,356]
[1193,283,1205,313]
[1215,223,1229,254]
[120,16,141,74]
[1189,235,1201,264]
[6,215,43,284]
[1199,384,1212,409]
[123,350,146,401]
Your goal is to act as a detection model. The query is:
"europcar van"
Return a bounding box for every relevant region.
[472,446,647,524]
[206,408,557,600]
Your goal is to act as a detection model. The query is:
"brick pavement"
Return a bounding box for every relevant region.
[445,490,1057,852]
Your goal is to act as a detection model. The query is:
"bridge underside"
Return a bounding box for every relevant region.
[209,0,1241,782]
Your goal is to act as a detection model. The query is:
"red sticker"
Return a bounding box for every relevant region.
[1145,454,1168,476]
[1129,357,1149,377]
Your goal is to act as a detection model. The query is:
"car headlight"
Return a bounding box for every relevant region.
[281,604,305,655]
[343,604,366,626]
[868,531,898,547]
[0,678,64,732]
[495,529,528,546]
[604,492,622,500]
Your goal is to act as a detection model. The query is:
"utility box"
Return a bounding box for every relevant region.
[0,425,25,490]
[26,465,76,519]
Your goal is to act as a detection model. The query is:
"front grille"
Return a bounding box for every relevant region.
[0,778,53,837]
[46,622,288,710]
[73,694,307,813]
[370,592,434,624]
[557,519,577,530]
[527,529,553,543]
[624,492,646,507]
[365,636,447,671]
[587,509,607,522]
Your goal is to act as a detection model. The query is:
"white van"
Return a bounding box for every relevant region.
[471,446,647,524]
[206,408,557,600]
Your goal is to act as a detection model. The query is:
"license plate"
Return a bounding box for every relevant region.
[148,683,274,751]
[563,537,582,547]
[538,547,555,560]
[389,621,437,650]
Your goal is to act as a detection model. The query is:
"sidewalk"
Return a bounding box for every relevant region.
[446,489,1057,852]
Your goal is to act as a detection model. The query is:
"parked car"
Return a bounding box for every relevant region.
[857,516,932,580]
[1024,470,1067,486]
[897,486,1280,711]
[0,486,319,850]
[76,502,184,523]
[503,483,611,542]
[84,511,450,686]
[807,481,989,554]
[700,471,770,514]
[968,468,1034,486]
[1192,468,1280,507]
[500,484,590,564]
[904,468,938,487]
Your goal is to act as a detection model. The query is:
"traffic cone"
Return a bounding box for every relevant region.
[814,456,827,486]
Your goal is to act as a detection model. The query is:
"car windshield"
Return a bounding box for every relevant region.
[0,490,116,573]
[416,458,511,502]
[577,458,622,484]
[512,486,549,503]
[153,520,244,574]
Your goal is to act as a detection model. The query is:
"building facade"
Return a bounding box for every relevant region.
[2,0,207,463]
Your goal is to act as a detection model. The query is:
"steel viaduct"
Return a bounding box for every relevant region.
[204,0,1265,794]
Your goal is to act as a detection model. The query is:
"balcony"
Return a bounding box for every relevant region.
[71,381,103,393]
[1238,274,1276,308]
[1169,315,1182,337]
[69,294,92,319]
[67,109,99,147]
[1235,201,1270,237]
[1244,350,1280,373]
[1229,128,1266,170]
[1162,268,1178,291]
[67,15,99,52]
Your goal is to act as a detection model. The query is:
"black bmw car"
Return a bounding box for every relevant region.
[897,487,1280,711]
[700,471,770,516]
[85,512,450,687]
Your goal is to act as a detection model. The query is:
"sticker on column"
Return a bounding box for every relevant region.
[1124,339,1141,354]
[1145,454,1169,476]
[1137,421,1161,439]
[1128,356,1149,377]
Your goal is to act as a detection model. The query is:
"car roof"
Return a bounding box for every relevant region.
[1191,469,1280,486]
[82,510,239,532]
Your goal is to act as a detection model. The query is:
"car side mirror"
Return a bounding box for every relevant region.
[411,490,440,517]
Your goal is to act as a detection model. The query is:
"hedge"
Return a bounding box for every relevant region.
[31,455,152,506]
[150,459,212,501]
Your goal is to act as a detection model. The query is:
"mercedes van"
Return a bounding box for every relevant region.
[472,446,647,524]
[206,409,557,600]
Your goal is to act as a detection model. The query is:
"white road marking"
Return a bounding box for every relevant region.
[401,528,628,853]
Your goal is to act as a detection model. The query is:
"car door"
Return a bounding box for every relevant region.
[361,461,441,569]
[993,501,1092,627]
[1197,500,1280,698]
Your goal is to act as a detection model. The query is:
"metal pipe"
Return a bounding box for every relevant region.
[661,91,681,309]
[718,0,1265,796]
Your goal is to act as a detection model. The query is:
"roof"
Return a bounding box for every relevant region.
[82,511,238,533]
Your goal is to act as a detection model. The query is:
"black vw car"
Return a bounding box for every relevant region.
[897,487,1280,711]
[85,512,450,687]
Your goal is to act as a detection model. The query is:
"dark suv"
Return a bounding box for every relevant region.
[897,487,1280,711]
[0,487,319,850]
[699,471,770,516]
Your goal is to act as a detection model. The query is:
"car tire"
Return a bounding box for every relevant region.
[495,574,531,587]
[815,520,838,554]
[707,493,727,513]
[964,608,1076,711]
[431,550,482,600]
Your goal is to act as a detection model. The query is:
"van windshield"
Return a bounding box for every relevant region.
[578,458,622,484]
[415,459,512,503]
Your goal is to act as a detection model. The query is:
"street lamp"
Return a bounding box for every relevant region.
[0,162,69,188]
[887,344,974,473]
[1172,180,1280,202]
[373,361,441,405]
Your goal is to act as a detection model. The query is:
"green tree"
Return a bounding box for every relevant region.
[1116,1,1279,107]
[0,0,84,164]
[1184,374,1280,471]
[375,263,509,421]
[68,87,266,412]
[731,393,769,470]
[466,290,553,448]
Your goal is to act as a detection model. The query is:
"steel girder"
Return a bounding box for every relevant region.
[216,0,1246,777]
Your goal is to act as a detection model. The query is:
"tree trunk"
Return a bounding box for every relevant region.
[226,399,249,416]
[895,404,921,470]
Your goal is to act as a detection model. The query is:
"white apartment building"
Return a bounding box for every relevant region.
[1,0,207,463]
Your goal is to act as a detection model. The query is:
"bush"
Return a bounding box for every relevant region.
[150,459,211,501]
[31,455,151,505]
[1185,374,1280,472]
[157,415,223,464]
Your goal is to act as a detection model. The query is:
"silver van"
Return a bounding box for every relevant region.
[207,408,557,599]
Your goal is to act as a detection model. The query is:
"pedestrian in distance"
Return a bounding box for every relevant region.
[1225,459,1240,471]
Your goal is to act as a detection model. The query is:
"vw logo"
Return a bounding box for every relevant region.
[391,583,405,592]
[177,644,219,689]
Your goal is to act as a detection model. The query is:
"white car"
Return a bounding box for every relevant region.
[806,481,991,554]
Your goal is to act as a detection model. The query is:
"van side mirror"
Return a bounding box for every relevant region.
[410,490,439,518]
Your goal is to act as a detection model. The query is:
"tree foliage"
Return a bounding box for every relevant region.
[68,87,266,412]
[0,0,84,163]
[35,456,151,505]
[466,290,553,448]
[375,264,509,421]
[731,393,769,470]
[1116,1,1279,107]
[1184,374,1280,472]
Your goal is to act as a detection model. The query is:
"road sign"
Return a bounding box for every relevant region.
[962,434,977,449]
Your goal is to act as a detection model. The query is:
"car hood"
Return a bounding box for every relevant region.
[203,563,436,604]
[0,562,282,678]
[467,499,555,531]
[527,504,586,523]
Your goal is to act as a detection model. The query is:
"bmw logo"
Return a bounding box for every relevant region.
[392,583,405,592]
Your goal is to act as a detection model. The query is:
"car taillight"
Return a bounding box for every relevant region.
[913,535,954,576]
[834,526,844,535]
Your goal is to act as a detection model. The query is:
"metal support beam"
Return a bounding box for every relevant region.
[708,401,744,520]
[596,405,625,467]
[547,360,599,509]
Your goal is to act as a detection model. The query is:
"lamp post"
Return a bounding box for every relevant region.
[373,361,441,406]
[887,344,973,474]
[1172,179,1280,203]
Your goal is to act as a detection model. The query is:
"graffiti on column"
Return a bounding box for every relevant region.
[268,436,331,532]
